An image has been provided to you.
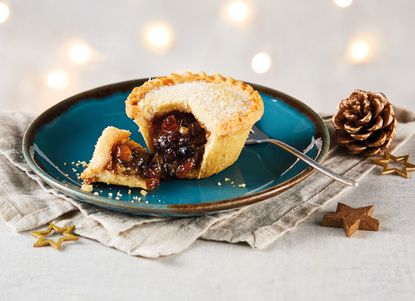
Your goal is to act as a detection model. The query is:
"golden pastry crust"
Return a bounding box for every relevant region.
[126,72,263,135]
[80,126,152,190]
[125,72,264,179]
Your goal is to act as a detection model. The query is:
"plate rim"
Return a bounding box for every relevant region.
[22,78,330,216]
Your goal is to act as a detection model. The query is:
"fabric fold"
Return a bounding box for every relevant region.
[0,108,414,258]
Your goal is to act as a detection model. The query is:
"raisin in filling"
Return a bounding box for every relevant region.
[150,111,207,179]
[108,112,206,189]
[109,142,160,190]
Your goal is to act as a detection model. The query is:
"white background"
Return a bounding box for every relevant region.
[0,0,414,114]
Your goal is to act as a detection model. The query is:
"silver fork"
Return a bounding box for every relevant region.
[246,126,358,186]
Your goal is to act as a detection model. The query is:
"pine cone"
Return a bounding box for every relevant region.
[333,90,397,156]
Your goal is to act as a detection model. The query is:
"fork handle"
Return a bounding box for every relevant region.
[261,139,358,187]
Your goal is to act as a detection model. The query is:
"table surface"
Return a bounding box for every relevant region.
[1,137,414,301]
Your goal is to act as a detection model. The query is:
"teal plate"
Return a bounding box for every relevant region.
[22,79,329,217]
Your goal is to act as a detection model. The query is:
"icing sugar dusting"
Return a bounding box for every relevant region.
[141,81,250,122]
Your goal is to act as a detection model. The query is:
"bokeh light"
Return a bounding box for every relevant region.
[251,52,271,74]
[68,41,93,64]
[334,0,353,8]
[221,1,252,24]
[349,39,371,63]
[142,22,174,53]
[0,2,10,24]
[46,70,70,90]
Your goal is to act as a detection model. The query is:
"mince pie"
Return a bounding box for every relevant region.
[80,127,160,190]
[125,72,264,179]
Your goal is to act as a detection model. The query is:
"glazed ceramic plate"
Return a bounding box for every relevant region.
[22,79,329,217]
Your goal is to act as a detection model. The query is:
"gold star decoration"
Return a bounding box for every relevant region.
[371,151,415,178]
[321,202,380,237]
[32,223,79,250]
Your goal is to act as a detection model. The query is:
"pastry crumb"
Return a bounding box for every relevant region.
[224,177,230,182]
[231,181,234,184]
[108,192,113,197]
[140,190,148,196]
[82,161,88,167]
[238,183,246,188]
[132,196,142,202]
[93,192,99,196]
[115,197,120,200]
[72,168,77,173]
[217,182,222,186]
[128,189,132,195]
[81,184,93,192]
[64,162,67,166]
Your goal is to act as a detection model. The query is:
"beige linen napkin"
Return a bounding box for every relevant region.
[1,109,414,258]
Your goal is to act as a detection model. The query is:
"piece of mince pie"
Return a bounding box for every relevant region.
[80,126,160,190]
[125,72,264,179]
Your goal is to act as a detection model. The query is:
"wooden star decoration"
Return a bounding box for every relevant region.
[32,223,79,250]
[371,151,415,178]
[321,203,380,237]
